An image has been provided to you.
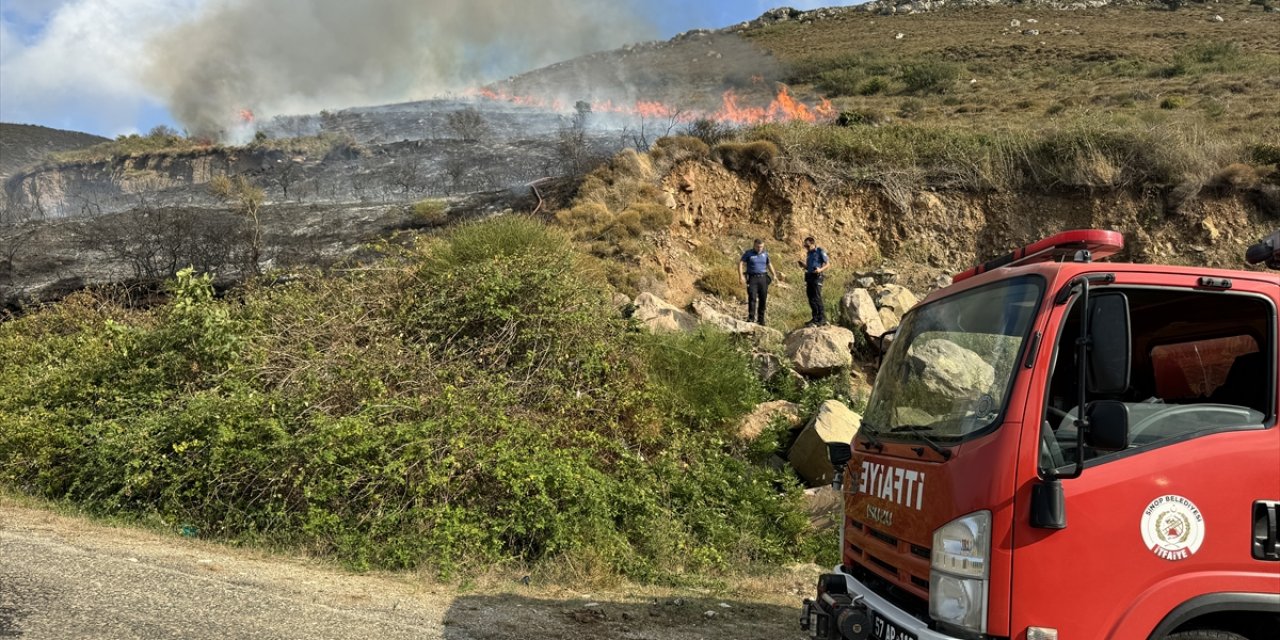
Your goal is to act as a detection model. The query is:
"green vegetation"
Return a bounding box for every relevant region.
[411,199,450,225]
[0,217,821,581]
[48,128,361,164]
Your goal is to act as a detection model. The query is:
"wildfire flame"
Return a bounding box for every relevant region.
[238,108,256,123]
[468,85,834,126]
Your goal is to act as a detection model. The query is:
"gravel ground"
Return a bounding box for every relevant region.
[0,499,812,640]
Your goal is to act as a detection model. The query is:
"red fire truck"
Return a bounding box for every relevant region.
[803,230,1280,640]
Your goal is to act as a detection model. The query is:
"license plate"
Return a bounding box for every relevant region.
[872,611,918,640]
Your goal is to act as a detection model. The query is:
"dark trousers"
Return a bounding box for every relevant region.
[805,272,825,324]
[746,274,769,324]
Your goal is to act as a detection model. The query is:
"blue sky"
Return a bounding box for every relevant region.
[1,0,859,136]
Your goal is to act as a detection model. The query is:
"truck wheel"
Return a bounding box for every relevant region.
[1166,631,1249,640]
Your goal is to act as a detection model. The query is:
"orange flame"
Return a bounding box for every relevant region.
[467,85,834,126]
[238,108,256,123]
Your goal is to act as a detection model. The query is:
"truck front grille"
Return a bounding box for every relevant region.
[846,518,931,610]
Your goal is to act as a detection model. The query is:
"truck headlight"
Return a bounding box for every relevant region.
[930,511,991,634]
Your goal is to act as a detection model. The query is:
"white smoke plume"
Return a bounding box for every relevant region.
[144,0,656,139]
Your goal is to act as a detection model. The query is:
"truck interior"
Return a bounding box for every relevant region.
[1041,287,1276,473]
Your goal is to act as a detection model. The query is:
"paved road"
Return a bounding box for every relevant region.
[0,501,806,640]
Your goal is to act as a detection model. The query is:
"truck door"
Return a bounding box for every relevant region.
[1010,277,1279,638]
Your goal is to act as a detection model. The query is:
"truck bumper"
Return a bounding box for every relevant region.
[801,566,963,640]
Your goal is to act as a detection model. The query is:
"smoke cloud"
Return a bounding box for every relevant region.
[144,0,656,138]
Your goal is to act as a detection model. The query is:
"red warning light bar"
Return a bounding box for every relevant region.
[954,229,1125,283]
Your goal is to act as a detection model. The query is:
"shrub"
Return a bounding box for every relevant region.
[899,61,961,95]
[411,199,449,225]
[1209,163,1261,190]
[837,109,885,127]
[859,77,889,96]
[698,266,745,300]
[817,68,868,97]
[680,118,735,146]
[651,136,711,166]
[1251,144,1280,169]
[0,217,816,580]
[713,141,780,174]
[1160,96,1185,110]
[898,99,924,118]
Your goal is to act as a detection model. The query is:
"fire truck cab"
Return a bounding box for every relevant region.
[803,230,1280,640]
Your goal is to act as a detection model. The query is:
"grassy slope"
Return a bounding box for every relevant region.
[750,3,1279,143]
[0,123,108,178]
[496,3,1279,146]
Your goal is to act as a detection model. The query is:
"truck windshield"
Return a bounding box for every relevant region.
[864,276,1044,440]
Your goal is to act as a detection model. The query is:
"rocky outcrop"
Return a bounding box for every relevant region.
[784,326,855,376]
[737,400,804,441]
[633,292,698,333]
[788,400,862,487]
[906,338,995,404]
[692,298,784,344]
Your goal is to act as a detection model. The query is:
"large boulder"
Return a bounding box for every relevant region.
[878,307,901,333]
[841,289,886,339]
[737,400,804,441]
[692,299,784,345]
[876,285,919,315]
[788,400,862,487]
[784,326,855,376]
[906,338,995,403]
[633,293,698,333]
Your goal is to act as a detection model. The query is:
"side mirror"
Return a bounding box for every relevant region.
[1088,291,1131,395]
[1085,400,1130,451]
[827,442,853,490]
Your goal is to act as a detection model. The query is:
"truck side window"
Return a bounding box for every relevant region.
[1040,288,1275,473]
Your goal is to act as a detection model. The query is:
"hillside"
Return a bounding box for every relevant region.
[490,1,1280,145]
[0,123,107,180]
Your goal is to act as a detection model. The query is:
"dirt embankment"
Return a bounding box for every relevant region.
[648,159,1275,304]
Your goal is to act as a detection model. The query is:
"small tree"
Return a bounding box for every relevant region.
[209,174,265,274]
[556,101,594,174]
[447,107,490,143]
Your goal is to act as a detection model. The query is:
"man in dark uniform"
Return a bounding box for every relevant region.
[740,239,780,325]
[799,236,831,326]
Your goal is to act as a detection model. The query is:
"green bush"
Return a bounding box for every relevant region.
[899,61,961,95]
[1160,96,1185,110]
[0,217,816,580]
[859,77,889,96]
[817,68,868,97]
[411,199,448,225]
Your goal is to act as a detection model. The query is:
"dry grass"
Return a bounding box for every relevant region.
[743,4,1280,149]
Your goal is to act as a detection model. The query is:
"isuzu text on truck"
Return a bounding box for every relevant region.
[803,230,1280,640]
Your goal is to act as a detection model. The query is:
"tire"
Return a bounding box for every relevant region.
[1165,631,1250,640]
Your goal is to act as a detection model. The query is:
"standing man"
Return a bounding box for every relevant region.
[740,238,779,325]
[799,236,831,327]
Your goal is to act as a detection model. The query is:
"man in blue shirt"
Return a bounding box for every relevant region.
[739,238,779,325]
[799,236,831,326]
